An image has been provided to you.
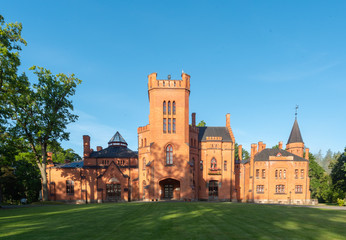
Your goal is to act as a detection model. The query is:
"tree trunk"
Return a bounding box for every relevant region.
[38,145,49,201]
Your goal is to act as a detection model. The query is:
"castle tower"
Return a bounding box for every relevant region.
[138,72,193,201]
[286,119,304,158]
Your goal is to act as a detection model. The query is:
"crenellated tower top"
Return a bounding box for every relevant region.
[148,72,190,92]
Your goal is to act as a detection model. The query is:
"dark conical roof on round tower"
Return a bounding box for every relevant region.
[287,119,304,144]
[108,131,128,147]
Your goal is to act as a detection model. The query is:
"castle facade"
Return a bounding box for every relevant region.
[47,72,312,204]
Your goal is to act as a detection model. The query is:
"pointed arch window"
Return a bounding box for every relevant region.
[168,101,171,115]
[163,101,166,115]
[173,101,176,115]
[211,158,217,170]
[166,145,173,165]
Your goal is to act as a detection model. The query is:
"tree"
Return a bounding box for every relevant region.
[7,66,81,201]
[197,120,206,127]
[330,148,346,200]
[308,152,332,202]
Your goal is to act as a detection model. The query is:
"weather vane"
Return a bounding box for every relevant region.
[295,105,299,119]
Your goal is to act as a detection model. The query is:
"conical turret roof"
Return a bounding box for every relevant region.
[108,131,128,147]
[287,119,304,144]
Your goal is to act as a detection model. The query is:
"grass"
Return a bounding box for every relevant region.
[0,202,345,240]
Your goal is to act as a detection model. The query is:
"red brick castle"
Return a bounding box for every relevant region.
[47,72,312,204]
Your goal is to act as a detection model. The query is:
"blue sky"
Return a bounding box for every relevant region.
[2,1,346,156]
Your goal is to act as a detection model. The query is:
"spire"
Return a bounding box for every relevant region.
[108,131,128,147]
[287,119,304,144]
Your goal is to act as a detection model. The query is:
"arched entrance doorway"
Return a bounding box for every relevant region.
[106,178,121,202]
[159,178,180,200]
[208,180,218,200]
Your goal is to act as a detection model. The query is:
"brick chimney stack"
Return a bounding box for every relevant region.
[238,145,243,161]
[97,146,103,151]
[278,141,283,150]
[305,148,309,160]
[192,113,196,127]
[83,135,91,157]
[226,113,230,128]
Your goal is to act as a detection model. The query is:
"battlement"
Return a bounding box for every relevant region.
[138,124,150,133]
[148,72,190,91]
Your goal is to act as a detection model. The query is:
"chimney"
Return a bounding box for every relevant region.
[83,135,91,157]
[238,145,243,161]
[192,113,196,127]
[305,148,309,160]
[262,143,266,151]
[251,144,258,158]
[278,141,283,150]
[47,152,53,165]
[226,113,230,128]
[258,141,263,152]
[97,146,103,151]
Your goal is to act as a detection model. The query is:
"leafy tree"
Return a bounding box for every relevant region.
[308,152,332,202]
[330,148,346,200]
[7,66,81,201]
[197,120,206,127]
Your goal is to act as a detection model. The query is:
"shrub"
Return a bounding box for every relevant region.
[336,198,345,206]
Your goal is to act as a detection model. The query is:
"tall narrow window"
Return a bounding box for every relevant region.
[283,169,286,179]
[163,101,166,114]
[279,170,282,179]
[262,169,266,179]
[168,118,171,133]
[144,138,147,146]
[275,170,278,178]
[224,161,227,171]
[173,101,176,115]
[66,180,74,195]
[143,158,146,170]
[301,169,304,179]
[166,145,173,165]
[295,169,298,179]
[173,118,176,133]
[211,158,217,169]
[256,169,259,178]
[200,160,203,170]
[168,101,171,114]
[141,139,143,147]
[163,119,166,133]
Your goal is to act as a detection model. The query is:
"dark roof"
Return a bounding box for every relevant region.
[108,131,128,146]
[197,127,232,142]
[89,146,138,158]
[254,148,307,162]
[54,160,84,168]
[287,119,303,144]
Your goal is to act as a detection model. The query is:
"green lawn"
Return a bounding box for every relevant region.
[0,202,345,240]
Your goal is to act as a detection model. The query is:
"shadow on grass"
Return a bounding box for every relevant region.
[0,202,345,240]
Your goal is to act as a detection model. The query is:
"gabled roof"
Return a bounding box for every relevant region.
[254,148,307,162]
[197,127,232,142]
[287,119,304,144]
[89,146,138,158]
[108,131,128,147]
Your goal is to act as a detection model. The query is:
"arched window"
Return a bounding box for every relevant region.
[173,101,176,115]
[168,101,171,115]
[211,158,217,169]
[144,138,147,146]
[163,101,166,114]
[143,158,146,170]
[141,139,143,147]
[279,170,282,179]
[166,145,173,165]
[200,160,203,170]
